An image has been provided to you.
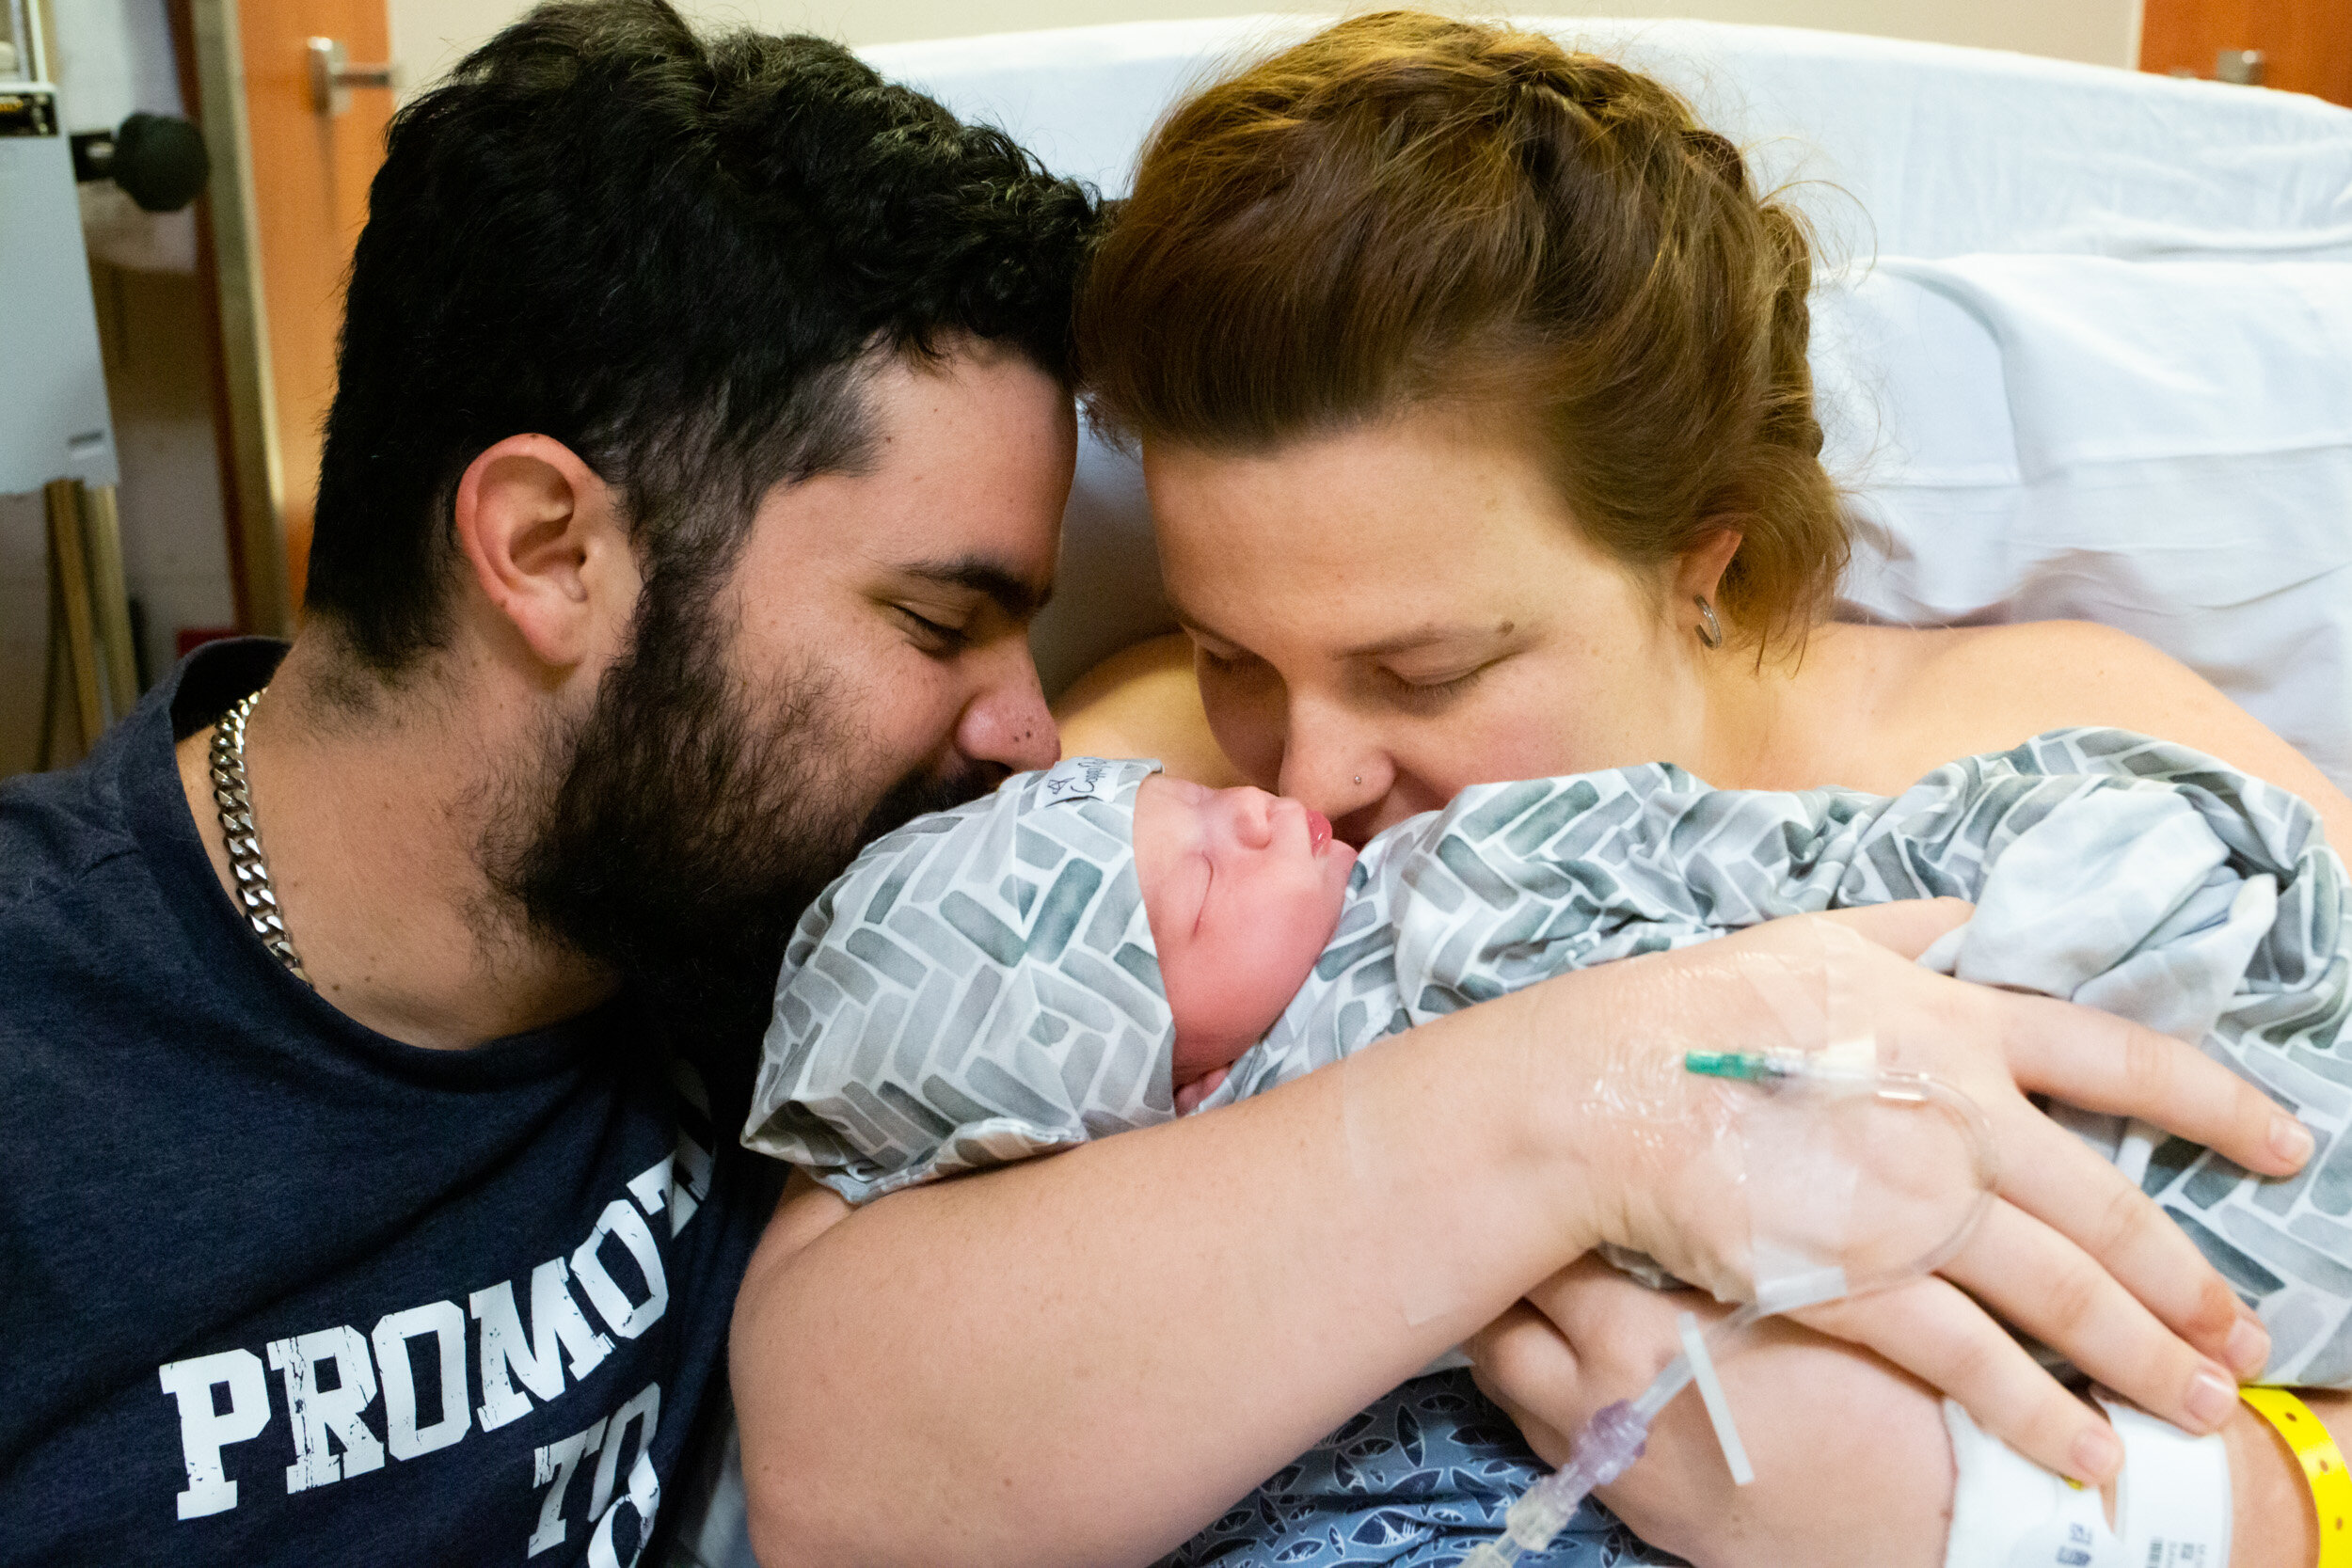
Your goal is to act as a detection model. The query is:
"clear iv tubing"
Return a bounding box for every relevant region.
[1457,1051,1998,1568]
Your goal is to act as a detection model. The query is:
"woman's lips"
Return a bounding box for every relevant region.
[1305,808,1333,853]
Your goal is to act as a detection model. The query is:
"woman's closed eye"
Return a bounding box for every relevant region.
[1375,659,1494,708]
[1191,637,1251,673]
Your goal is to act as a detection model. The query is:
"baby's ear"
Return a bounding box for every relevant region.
[1173,1066,1232,1117]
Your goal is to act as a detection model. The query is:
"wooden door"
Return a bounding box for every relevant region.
[2142,0,2352,105]
[236,0,393,610]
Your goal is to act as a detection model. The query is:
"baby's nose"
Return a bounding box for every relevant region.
[1232,788,1279,848]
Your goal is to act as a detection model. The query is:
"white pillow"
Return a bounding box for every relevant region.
[1822,255,2352,787]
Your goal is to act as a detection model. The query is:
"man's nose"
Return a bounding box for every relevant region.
[1276,695,1390,833]
[954,642,1059,775]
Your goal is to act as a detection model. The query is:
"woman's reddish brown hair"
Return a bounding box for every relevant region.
[1076,10,1846,649]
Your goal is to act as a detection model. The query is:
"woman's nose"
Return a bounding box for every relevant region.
[1276,698,1390,830]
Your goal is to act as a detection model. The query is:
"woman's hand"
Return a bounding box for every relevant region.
[1470,1259,1955,1568]
[1530,898,2306,1484]
[1473,1262,2352,1568]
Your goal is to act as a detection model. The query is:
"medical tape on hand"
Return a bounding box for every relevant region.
[1677,1309,1755,1486]
[1733,1057,1860,1314]
[1817,918,1882,1075]
[1733,921,1883,1312]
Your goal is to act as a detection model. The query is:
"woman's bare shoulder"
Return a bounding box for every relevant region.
[1892,619,2242,742]
[1052,632,1244,785]
[1851,620,2352,842]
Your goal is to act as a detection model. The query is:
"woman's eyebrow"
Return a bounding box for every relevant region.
[1340,622,1514,659]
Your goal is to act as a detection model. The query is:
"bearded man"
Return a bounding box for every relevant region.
[0,4,1092,1560]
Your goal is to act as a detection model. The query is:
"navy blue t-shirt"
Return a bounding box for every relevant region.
[0,641,769,1564]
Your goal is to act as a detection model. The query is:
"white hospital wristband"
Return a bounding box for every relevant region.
[2096,1392,2232,1568]
[1942,1400,2125,1568]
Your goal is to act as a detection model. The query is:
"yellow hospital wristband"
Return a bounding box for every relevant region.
[2243,1386,2352,1568]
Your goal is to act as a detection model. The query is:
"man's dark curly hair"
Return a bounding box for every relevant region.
[306,0,1101,673]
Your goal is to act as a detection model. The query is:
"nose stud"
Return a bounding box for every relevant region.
[1354,775,1362,785]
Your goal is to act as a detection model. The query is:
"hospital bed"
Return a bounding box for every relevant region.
[663,16,2352,1564]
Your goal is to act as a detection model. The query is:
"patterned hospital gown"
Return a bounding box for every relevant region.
[1160,1371,1673,1568]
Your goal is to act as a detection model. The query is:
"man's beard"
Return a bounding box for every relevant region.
[479,578,990,1046]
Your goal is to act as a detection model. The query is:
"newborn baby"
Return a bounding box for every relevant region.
[745,736,2352,1568]
[744,756,1354,1199]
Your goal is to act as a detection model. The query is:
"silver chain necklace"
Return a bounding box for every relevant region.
[209,689,313,986]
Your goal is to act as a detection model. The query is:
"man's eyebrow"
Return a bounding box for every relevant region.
[898,558,1054,620]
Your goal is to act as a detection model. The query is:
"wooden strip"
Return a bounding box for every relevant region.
[44,479,105,749]
[78,483,141,717]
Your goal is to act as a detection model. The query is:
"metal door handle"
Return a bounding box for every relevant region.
[2215,49,2267,87]
[308,37,397,117]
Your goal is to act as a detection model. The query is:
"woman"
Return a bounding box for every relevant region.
[726,16,2324,1567]
[1053,11,2352,1564]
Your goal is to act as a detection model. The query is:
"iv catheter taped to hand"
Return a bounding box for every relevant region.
[1461,1016,1999,1567]
[1600,920,1982,1315]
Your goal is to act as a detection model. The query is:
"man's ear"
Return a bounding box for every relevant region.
[1675,525,1745,605]
[451,436,640,672]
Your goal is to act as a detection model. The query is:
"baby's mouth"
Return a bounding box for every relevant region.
[1305,808,1333,853]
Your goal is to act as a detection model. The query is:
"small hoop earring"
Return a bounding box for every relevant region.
[1693,595,1724,650]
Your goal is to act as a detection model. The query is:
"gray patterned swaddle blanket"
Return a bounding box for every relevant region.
[747,756,1176,1203]
[745,730,2352,1384]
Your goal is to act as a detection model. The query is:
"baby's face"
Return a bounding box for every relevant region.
[1134,775,1358,1106]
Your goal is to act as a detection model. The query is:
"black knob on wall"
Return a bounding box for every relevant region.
[70,112,209,213]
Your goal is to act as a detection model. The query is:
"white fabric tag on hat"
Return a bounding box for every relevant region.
[1039,754,1156,804]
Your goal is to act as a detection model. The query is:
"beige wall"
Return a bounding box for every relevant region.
[392,1,2142,99]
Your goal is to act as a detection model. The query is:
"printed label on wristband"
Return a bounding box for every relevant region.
[2096,1395,2231,1568]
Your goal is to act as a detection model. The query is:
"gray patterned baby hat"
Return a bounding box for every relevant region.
[742,756,1172,1202]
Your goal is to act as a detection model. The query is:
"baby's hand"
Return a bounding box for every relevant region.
[1173,1066,1229,1116]
[1468,1258,1957,1568]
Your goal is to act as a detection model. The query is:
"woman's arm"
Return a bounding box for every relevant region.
[733,973,1593,1568]
[728,903,2308,1568]
[1052,631,1240,783]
